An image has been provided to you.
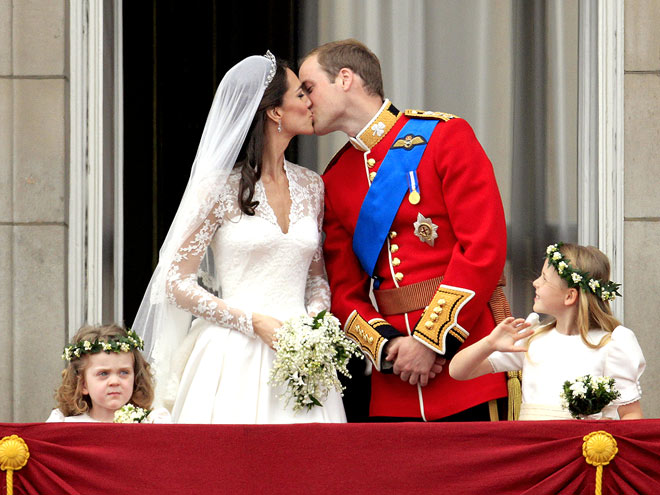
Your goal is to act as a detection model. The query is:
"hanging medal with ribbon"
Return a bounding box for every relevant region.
[407,170,420,205]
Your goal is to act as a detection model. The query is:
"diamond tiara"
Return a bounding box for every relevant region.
[264,50,277,86]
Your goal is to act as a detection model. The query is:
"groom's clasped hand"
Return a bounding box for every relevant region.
[385,336,446,387]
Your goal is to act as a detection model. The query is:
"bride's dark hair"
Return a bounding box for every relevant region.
[235,58,289,215]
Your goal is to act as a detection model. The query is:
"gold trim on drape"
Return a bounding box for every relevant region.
[0,435,30,495]
[583,431,618,495]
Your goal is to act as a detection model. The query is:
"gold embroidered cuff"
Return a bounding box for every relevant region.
[344,311,388,371]
[412,284,475,356]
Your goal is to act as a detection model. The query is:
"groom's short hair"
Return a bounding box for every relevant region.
[305,39,384,99]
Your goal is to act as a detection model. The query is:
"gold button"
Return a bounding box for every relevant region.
[395,272,404,281]
[433,306,442,314]
[390,244,399,253]
[429,313,438,321]
[368,336,374,344]
[425,321,434,329]
[437,299,446,305]
[367,158,376,167]
[389,231,397,239]
[391,257,401,267]
[369,171,377,181]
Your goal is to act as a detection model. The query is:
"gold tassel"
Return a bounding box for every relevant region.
[506,370,522,421]
[0,435,30,495]
[583,431,618,495]
[488,279,522,421]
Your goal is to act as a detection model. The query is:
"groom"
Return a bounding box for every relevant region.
[300,39,510,421]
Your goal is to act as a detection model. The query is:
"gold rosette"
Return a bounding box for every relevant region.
[582,431,617,495]
[1,435,30,495]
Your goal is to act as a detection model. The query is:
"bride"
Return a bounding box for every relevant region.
[133,52,346,423]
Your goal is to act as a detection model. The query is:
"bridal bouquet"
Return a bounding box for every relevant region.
[269,310,362,412]
[560,375,621,419]
[113,403,152,423]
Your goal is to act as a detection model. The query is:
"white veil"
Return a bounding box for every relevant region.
[132,52,277,408]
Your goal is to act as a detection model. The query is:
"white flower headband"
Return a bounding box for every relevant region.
[62,329,144,362]
[545,243,621,301]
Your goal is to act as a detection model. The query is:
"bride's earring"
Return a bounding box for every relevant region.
[277,119,282,133]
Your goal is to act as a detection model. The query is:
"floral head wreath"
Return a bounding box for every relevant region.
[62,329,145,362]
[545,243,621,301]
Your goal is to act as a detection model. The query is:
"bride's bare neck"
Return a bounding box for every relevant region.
[261,128,290,179]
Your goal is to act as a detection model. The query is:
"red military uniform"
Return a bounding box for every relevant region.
[323,100,508,420]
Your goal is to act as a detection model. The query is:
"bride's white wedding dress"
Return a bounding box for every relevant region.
[166,161,346,423]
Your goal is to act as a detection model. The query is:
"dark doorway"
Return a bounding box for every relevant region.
[122,1,302,325]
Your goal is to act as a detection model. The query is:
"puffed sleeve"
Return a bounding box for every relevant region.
[145,407,173,424]
[488,340,527,373]
[45,408,66,422]
[605,326,646,405]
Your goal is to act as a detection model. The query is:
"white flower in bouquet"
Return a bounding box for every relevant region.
[113,403,152,423]
[268,310,362,412]
[569,380,587,398]
[560,375,620,419]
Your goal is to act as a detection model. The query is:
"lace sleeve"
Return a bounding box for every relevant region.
[165,198,254,337]
[305,174,331,315]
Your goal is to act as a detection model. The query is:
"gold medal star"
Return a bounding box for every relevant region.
[413,213,438,246]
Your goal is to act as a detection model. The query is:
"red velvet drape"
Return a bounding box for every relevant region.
[2,420,659,494]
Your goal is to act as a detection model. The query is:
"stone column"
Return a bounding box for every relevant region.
[624,0,660,418]
[0,0,68,422]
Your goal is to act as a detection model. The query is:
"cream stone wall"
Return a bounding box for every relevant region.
[0,0,68,422]
[624,0,660,419]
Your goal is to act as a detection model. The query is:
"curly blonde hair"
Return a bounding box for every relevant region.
[54,324,154,416]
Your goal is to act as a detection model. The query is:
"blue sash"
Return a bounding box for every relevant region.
[352,118,438,279]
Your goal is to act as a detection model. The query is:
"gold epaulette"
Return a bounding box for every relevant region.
[344,311,388,371]
[412,284,474,355]
[404,109,458,122]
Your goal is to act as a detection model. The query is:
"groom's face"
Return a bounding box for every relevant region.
[299,55,343,136]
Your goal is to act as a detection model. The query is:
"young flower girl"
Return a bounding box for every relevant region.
[46,324,170,423]
[449,243,645,420]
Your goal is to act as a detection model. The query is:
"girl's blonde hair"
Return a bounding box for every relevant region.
[530,243,621,349]
[54,324,154,416]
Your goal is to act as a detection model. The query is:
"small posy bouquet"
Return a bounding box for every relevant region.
[269,310,362,412]
[560,375,621,419]
[113,403,152,423]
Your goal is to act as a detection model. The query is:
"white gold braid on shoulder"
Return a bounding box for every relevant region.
[264,50,277,86]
